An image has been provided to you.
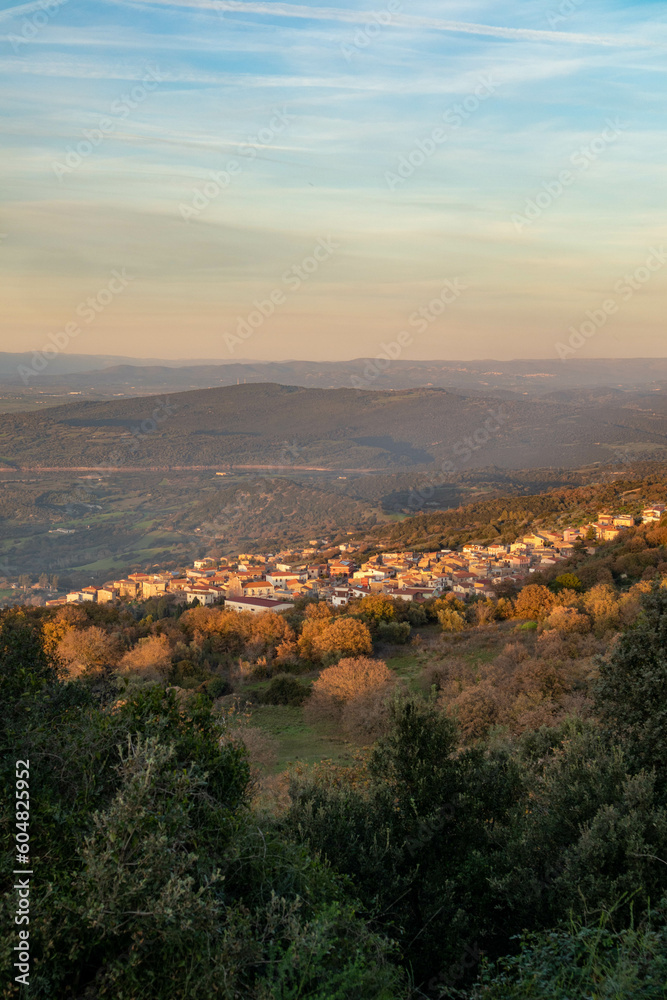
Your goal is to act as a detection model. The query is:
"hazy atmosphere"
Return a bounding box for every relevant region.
[2,0,667,360]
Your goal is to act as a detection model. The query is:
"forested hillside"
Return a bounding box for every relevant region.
[2,382,667,472]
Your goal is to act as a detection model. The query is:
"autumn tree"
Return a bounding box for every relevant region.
[118,634,173,680]
[56,625,119,678]
[354,595,396,625]
[437,607,468,632]
[306,656,394,731]
[42,604,87,657]
[514,584,556,622]
[312,617,373,661]
[304,602,333,622]
[181,607,253,656]
[583,583,621,635]
[248,611,295,659]
[545,606,591,634]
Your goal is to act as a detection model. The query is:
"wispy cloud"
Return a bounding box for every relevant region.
[0,0,63,19]
[2,0,665,362]
[119,0,638,47]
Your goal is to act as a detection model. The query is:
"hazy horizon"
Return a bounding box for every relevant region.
[2,0,666,365]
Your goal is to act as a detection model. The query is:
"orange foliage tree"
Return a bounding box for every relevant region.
[118,634,173,679]
[513,584,557,622]
[306,656,394,724]
[310,617,373,662]
[56,626,119,678]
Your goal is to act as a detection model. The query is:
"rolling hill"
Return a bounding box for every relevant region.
[1,382,667,473]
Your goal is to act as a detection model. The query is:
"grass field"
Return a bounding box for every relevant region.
[247,704,355,773]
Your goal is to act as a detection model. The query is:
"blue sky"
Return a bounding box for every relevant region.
[1,0,666,362]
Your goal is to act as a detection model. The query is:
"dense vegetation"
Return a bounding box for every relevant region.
[3,548,667,996]
[368,470,667,551]
[4,463,667,584]
[2,381,667,474]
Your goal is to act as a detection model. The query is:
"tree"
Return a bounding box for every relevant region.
[304,601,333,622]
[287,699,524,987]
[42,604,87,657]
[0,609,57,702]
[553,573,583,593]
[596,585,667,780]
[56,625,119,678]
[118,634,172,680]
[354,594,396,625]
[583,583,620,634]
[4,677,407,999]
[514,585,556,622]
[307,656,394,722]
[437,607,468,632]
[545,606,590,634]
[312,617,373,661]
[248,611,294,658]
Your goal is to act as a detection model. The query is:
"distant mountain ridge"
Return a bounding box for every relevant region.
[4,356,667,398]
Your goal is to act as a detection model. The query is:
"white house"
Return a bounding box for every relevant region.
[224,595,294,614]
[184,587,218,606]
[643,504,666,523]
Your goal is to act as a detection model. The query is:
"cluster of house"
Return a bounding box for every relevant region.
[51,503,665,611]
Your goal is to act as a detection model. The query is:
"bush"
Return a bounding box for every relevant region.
[340,684,397,744]
[306,657,394,724]
[118,634,172,680]
[376,620,411,644]
[261,674,309,706]
[200,676,232,699]
[437,607,468,632]
[545,606,591,634]
[470,908,667,999]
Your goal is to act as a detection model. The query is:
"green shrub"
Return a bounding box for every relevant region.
[469,907,667,1000]
[261,673,309,706]
[199,676,232,698]
[376,621,411,644]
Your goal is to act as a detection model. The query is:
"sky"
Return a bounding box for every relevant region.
[1,0,666,363]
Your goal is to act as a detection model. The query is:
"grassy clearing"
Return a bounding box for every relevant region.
[71,557,130,572]
[248,704,355,773]
[385,650,426,692]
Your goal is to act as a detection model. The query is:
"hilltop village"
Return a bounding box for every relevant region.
[36,501,665,610]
